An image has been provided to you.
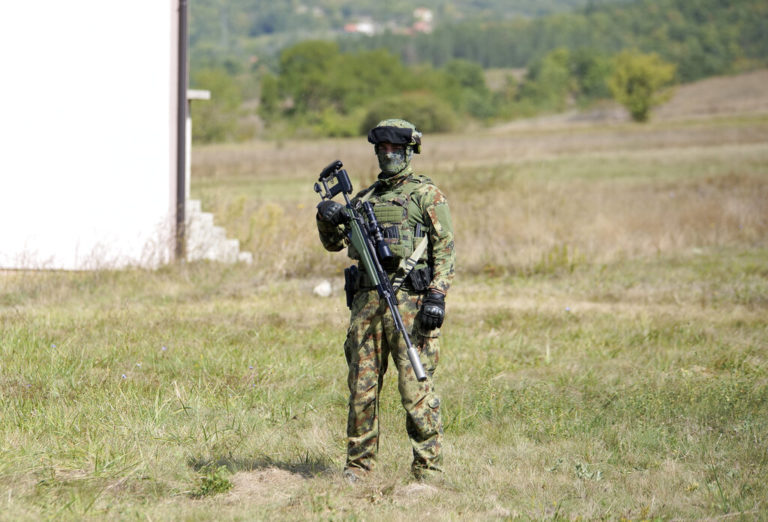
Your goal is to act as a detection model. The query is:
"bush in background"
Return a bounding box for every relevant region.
[608,50,677,122]
[360,93,458,134]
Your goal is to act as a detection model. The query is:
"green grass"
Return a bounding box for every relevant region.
[2,254,766,519]
[2,109,767,519]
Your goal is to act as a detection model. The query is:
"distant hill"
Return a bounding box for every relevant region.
[189,0,630,70]
[490,69,768,131]
[655,69,768,120]
[339,0,768,82]
[191,0,767,85]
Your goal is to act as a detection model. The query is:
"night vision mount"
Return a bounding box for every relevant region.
[314,160,353,201]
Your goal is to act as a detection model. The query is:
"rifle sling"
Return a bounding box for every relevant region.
[392,235,428,293]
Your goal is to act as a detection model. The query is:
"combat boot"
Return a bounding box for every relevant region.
[342,467,367,485]
[411,464,443,483]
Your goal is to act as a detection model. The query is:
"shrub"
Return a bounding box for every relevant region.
[360,93,458,134]
[608,50,677,122]
[190,465,232,498]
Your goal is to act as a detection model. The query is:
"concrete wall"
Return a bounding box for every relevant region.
[0,1,179,269]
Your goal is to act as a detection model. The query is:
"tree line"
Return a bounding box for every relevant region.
[192,43,675,142]
[339,0,766,83]
[189,0,628,71]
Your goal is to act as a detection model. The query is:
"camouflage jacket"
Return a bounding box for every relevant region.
[317,165,455,295]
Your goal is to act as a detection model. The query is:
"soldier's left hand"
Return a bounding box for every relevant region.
[420,290,445,330]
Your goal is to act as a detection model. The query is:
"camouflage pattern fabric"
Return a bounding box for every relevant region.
[316,162,455,476]
[317,164,456,295]
[344,287,442,474]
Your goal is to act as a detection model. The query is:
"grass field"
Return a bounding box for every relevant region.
[1,72,767,520]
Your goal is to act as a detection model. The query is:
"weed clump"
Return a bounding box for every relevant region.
[190,466,232,498]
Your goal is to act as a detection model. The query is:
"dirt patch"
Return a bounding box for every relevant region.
[392,483,439,506]
[224,467,307,504]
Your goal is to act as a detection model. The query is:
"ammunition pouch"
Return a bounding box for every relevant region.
[407,266,433,293]
[355,264,433,294]
[344,265,359,309]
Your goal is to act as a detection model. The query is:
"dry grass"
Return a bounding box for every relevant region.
[656,69,768,120]
[191,70,768,278]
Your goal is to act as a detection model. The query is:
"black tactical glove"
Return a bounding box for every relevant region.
[420,290,445,330]
[316,200,348,226]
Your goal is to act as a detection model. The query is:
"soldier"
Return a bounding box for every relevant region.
[315,119,455,483]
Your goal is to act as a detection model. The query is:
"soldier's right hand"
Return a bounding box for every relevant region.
[316,200,348,226]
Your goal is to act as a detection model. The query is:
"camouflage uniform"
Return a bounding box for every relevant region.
[316,122,455,478]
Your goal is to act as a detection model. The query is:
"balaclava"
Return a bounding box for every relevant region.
[367,118,422,178]
[376,145,413,176]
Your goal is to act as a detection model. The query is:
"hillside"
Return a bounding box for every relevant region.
[490,69,768,130]
[190,0,629,69]
[340,0,767,80]
[655,69,768,120]
[191,0,767,82]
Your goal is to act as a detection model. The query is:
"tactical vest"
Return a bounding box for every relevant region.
[348,175,431,273]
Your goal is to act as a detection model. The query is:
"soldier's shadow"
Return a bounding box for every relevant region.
[188,454,333,479]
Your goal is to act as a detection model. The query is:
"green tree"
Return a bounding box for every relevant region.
[334,49,410,110]
[569,48,613,102]
[442,59,495,118]
[190,67,243,143]
[518,48,573,111]
[608,50,676,122]
[274,42,410,119]
[258,73,279,121]
[361,93,458,134]
[277,40,340,114]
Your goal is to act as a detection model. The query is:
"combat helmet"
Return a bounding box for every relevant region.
[367,118,422,154]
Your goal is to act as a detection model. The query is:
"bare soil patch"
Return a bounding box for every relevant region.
[392,482,439,506]
[225,467,307,505]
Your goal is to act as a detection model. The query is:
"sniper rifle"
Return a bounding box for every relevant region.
[314,160,427,382]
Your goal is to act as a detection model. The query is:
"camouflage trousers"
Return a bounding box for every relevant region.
[343,288,443,474]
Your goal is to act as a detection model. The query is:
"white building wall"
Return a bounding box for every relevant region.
[0,1,179,269]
